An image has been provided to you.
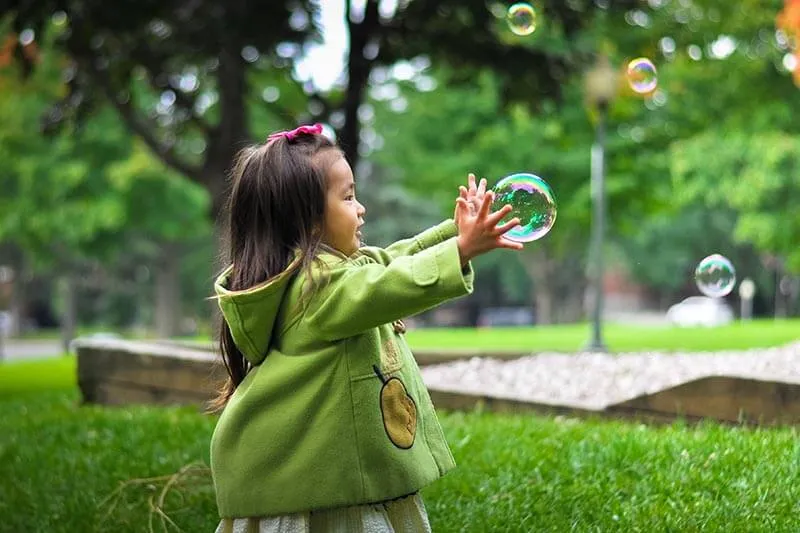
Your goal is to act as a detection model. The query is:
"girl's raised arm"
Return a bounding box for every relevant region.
[302,237,473,341]
[358,219,459,266]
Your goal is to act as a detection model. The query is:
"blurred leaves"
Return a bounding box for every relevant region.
[672,132,800,272]
[0,40,210,271]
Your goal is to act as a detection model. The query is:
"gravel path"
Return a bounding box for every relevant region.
[420,341,800,411]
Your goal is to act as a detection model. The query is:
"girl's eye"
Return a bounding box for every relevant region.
[345,195,355,201]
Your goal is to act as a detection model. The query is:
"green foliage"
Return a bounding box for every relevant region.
[672,132,800,272]
[0,67,130,266]
[106,142,210,242]
[0,40,211,270]
[372,69,598,260]
[619,206,768,293]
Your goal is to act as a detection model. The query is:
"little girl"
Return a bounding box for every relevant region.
[209,123,522,533]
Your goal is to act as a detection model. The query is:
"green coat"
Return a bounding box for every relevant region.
[211,220,474,518]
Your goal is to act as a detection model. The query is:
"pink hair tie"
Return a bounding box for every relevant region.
[266,123,323,143]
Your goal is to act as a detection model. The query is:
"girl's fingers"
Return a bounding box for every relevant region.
[478,178,487,197]
[468,173,477,195]
[478,191,494,220]
[456,197,471,217]
[459,185,468,200]
[487,204,513,226]
[495,217,521,234]
[497,238,524,251]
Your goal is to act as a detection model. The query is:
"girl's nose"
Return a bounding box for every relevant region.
[357,201,366,216]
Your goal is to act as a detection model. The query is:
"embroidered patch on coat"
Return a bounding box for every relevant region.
[373,365,417,449]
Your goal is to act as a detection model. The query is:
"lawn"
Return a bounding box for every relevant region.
[1,388,799,532]
[405,318,800,354]
[12,319,799,357]
[2,321,799,531]
[0,356,76,396]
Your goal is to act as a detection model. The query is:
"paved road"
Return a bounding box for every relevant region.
[0,339,63,362]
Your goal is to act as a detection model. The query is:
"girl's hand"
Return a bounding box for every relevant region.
[454,173,487,224]
[455,191,522,266]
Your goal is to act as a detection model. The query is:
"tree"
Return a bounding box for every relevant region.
[617,205,776,310]
[671,132,800,273]
[370,69,596,323]
[2,0,638,221]
[367,0,800,322]
[0,30,209,342]
[106,143,211,337]
[2,1,319,218]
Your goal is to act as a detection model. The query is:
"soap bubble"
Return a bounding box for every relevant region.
[491,173,557,243]
[626,57,658,94]
[507,3,537,36]
[695,254,736,298]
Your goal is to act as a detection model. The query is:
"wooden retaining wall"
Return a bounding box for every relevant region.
[74,339,226,408]
[72,339,800,425]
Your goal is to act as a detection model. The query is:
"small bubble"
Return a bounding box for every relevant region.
[507,3,537,36]
[627,58,658,94]
[19,29,35,46]
[241,46,259,63]
[261,87,280,103]
[695,254,736,298]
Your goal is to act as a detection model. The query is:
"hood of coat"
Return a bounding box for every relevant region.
[213,256,302,366]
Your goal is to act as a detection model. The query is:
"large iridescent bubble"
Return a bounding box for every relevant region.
[491,173,557,243]
[695,254,736,298]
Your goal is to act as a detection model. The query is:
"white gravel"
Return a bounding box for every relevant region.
[420,341,800,411]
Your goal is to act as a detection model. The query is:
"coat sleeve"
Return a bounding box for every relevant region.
[303,237,473,341]
[357,219,458,266]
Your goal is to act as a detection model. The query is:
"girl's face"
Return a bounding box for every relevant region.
[321,157,366,256]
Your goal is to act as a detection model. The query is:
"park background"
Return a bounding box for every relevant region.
[1,0,800,531]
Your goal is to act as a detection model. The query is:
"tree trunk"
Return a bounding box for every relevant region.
[524,247,555,325]
[341,0,381,169]
[523,246,588,325]
[60,273,77,355]
[204,29,249,221]
[533,284,554,325]
[8,248,26,336]
[558,282,586,323]
[154,242,181,338]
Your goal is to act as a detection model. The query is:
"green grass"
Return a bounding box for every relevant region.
[405,319,800,354]
[13,318,799,354]
[173,319,800,355]
[1,321,798,530]
[0,356,76,397]
[2,390,800,532]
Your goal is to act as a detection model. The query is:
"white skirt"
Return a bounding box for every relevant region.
[214,493,432,533]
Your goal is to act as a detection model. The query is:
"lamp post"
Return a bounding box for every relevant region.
[584,55,618,353]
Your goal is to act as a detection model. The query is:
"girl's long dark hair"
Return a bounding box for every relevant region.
[207,132,341,413]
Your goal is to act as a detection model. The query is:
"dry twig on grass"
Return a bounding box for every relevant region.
[97,461,212,532]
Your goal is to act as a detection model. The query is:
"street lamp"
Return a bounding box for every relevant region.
[584,55,618,353]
